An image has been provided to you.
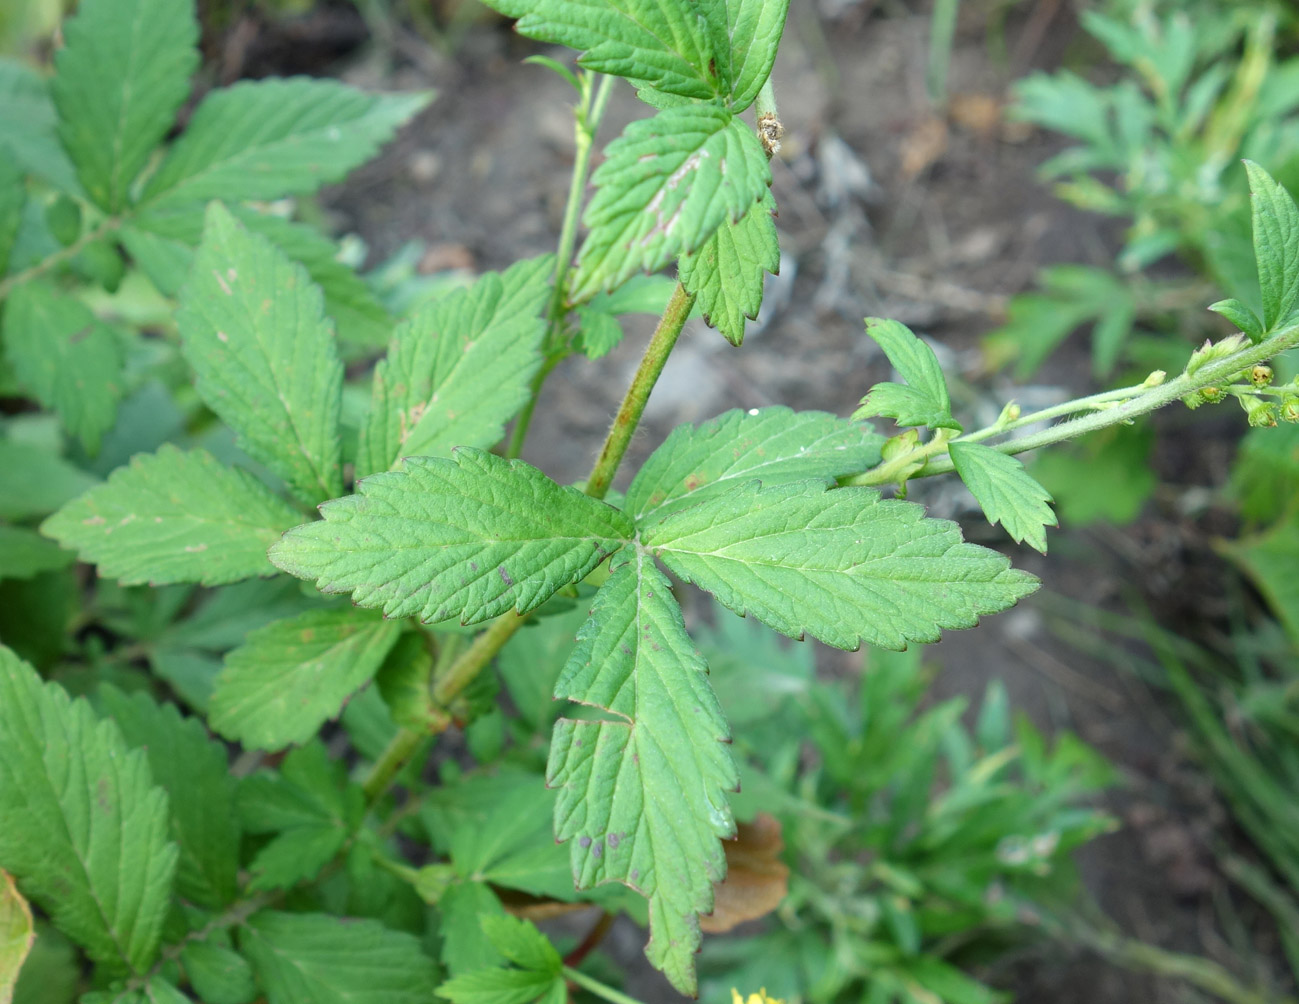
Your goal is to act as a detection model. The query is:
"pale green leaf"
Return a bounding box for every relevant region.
[641,480,1038,650]
[726,0,789,109]
[0,646,177,975]
[854,317,961,431]
[180,940,257,1004]
[678,190,778,345]
[40,445,302,587]
[240,911,437,1004]
[948,442,1057,554]
[0,60,78,192]
[210,608,401,751]
[143,79,430,209]
[549,551,736,995]
[573,306,625,360]
[98,688,239,909]
[570,105,770,302]
[270,448,633,624]
[176,202,343,503]
[357,255,552,477]
[0,870,34,1004]
[50,0,198,210]
[1244,160,1299,331]
[627,406,885,521]
[437,968,558,1004]
[0,525,73,581]
[0,440,99,522]
[1207,297,1265,342]
[2,281,124,452]
[480,916,561,975]
[120,205,392,346]
[484,0,731,100]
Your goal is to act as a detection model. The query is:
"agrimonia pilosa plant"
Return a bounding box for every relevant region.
[4,0,1299,1000]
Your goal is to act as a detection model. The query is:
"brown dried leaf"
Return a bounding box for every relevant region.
[0,870,34,1004]
[700,813,789,933]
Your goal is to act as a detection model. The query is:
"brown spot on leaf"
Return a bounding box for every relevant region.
[699,813,789,933]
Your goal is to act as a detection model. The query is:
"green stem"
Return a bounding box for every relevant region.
[847,321,1299,487]
[0,216,121,301]
[361,727,427,803]
[585,282,695,500]
[507,72,617,460]
[562,966,650,1004]
[430,611,526,707]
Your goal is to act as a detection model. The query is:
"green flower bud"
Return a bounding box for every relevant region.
[1281,397,1299,424]
[1242,394,1278,428]
[1200,386,1226,404]
[1250,364,1274,388]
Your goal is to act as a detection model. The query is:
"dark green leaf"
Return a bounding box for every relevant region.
[0,525,73,581]
[1245,160,1299,331]
[180,940,257,1004]
[679,190,779,345]
[725,0,789,109]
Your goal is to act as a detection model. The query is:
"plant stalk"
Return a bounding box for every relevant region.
[847,321,1299,487]
[0,216,121,301]
[562,966,649,1004]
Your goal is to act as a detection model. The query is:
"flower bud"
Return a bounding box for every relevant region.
[1200,386,1226,404]
[1242,395,1278,428]
[1250,364,1274,387]
[1281,397,1299,424]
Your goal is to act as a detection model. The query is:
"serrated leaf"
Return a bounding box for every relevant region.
[238,741,357,833]
[679,190,778,345]
[180,940,257,1004]
[143,79,430,209]
[1244,161,1299,331]
[0,870,34,1004]
[641,480,1038,650]
[573,306,625,360]
[948,442,1057,554]
[121,205,392,345]
[485,0,731,100]
[0,526,73,581]
[40,446,301,587]
[209,608,401,751]
[571,105,770,302]
[440,882,507,975]
[854,318,961,431]
[247,823,347,892]
[0,61,78,192]
[0,646,177,975]
[50,0,198,211]
[549,551,736,995]
[726,0,790,109]
[2,281,124,453]
[627,406,885,521]
[176,202,343,504]
[357,255,552,477]
[97,687,239,908]
[270,448,633,624]
[240,911,437,1004]
[437,968,559,1004]
[480,916,561,975]
[1208,297,1265,342]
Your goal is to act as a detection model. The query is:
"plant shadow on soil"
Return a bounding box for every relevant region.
[229,1,1292,999]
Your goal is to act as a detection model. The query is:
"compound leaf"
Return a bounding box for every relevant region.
[570,105,770,302]
[948,442,1057,554]
[176,202,343,504]
[98,687,239,909]
[1244,160,1299,331]
[357,255,553,477]
[41,445,302,587]
[209,608,402,751]
[484,0,731,100]
[240,911,436,1004]
[549,551,737,994]
[854,318,961,431]
[50,0,198,211]
[725,0,790,109]
[143,79,430,209]
[629,406,885,522]
[270,449,632,624]
[641,480,1037,650]
[678,189,778,345]
[2,281,124,453]
[0,646,177,975]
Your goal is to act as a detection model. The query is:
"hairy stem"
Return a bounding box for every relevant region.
[507,72,616,460]
[563,966,649,1004]
[847,321,1299,487]
[0,216,121,301]
[585,282,695,499]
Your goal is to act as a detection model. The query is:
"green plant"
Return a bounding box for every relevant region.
[5,0,1299,1002]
